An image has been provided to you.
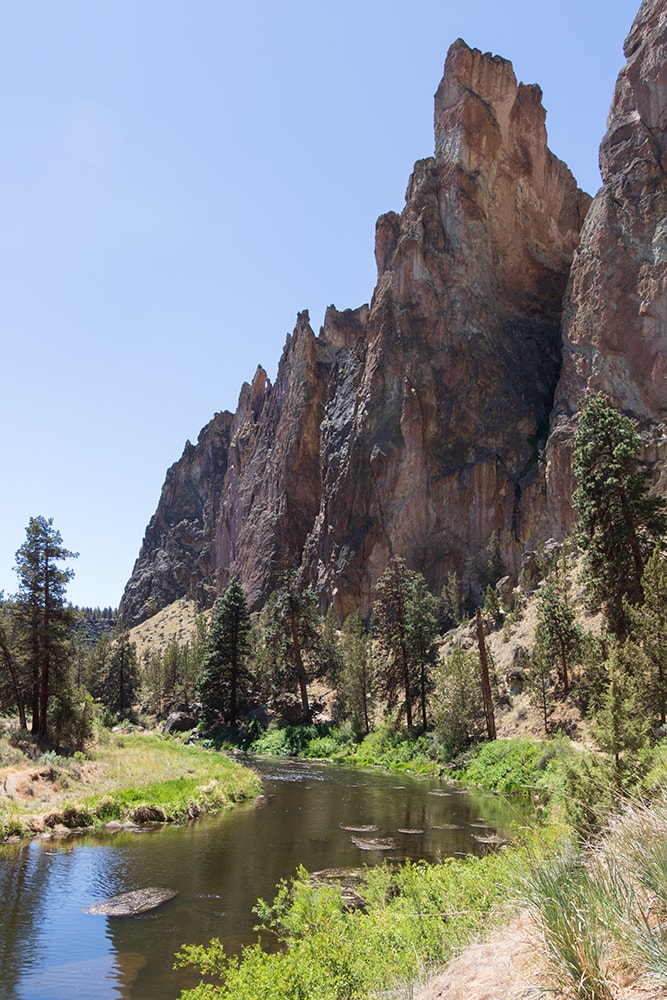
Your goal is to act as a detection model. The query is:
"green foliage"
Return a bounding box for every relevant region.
[336,610,373,736]
[625,547,667,726]
[102,632,140,718]
[200,579,251,726]
[525,636,555,735]
[551,750,616,839]
[485,530,505,586]
[12,515,78,740]
[373,559,439,730]
[433,645,485,755]
[521,855,614,1000]
[260,573,322,721]
[592,643,649,783]
[536,576,582,695]
[440,569,463,630]
[176,851,525,1000]
[452,735,563,795]
[482,584,501,626]
[573,394,666,635]
[350,720,440,771]
[523,798,667,999]
[572,632,609,715]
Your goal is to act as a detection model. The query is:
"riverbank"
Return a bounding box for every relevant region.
[0,727,262,841]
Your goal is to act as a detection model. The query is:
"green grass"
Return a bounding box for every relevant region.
[0,732,262,839]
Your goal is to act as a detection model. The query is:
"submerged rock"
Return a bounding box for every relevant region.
[83,887,177,917]
[351,836,397,851]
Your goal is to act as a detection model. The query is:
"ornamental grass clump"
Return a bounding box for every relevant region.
[591,799,667,984]
[521,856,614,1000]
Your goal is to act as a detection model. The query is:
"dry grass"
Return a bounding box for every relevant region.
[127,597,203,658]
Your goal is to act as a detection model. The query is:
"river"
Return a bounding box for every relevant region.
[0,757,523,999]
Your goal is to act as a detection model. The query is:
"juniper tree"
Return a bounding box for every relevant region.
[573,394,666,635]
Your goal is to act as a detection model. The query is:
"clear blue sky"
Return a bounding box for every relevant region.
[1,0,639,609]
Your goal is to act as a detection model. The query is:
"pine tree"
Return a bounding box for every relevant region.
[406,574,439,730]
[200,578,251,726]
[573,394,666,635]
[625,546,667,726]
[267,572,321,722]
[338,610,373,736]
[373,558,415,728]
[103,632,140,719]
[536,577,582,695]
[526,634,554,734]
[13,516,77,739]
[593,643,648,785]
[433,645,486,753]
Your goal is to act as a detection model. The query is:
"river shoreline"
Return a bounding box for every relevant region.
[0,729,262,843]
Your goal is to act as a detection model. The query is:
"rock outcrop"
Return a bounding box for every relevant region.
[120,2,665,626]
[546,0,667,530]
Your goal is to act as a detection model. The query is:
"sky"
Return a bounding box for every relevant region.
[1,0,640,609]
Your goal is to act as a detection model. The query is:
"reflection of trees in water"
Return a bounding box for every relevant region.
[0,844,50,998]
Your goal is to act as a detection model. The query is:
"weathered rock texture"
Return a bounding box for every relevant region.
[546,0,667,529]
[120,5,665,626]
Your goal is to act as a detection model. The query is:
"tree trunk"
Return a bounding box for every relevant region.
[402,646,412,728]
[476,609,496,741]
[559,636,570,694]
[38,554,50,740]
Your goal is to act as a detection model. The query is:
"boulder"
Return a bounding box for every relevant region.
[83,887,177,917]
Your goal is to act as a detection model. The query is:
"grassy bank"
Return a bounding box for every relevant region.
[0,729,262,841]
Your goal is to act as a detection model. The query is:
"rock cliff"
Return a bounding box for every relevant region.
[546,0,667,528]
[120,2,665,626]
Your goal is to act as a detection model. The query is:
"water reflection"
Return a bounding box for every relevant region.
[0,759,525,999]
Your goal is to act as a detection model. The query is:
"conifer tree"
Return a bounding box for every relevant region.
[625,547,667,725]
[103,632,140,719]
[526,634,554,734]
[266,572,321,722]
[573,394,666,635]
[338,610,373,736]
[593,644,648,785]
[13,516,77,739]
[200,578,251,726]
[374,558,415,728]
[536,577,582,695]
[433,645,486,753]
[406,574,439,730]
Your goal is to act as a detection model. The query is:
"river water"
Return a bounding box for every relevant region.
[0,757,523,999]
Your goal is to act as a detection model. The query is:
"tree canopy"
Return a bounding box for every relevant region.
[573,394,666,634]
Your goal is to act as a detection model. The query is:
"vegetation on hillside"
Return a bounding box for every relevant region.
[1,393,666,998]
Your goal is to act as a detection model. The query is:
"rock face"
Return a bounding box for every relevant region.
[546,0,667,530]
[120,5,664,626]
[302,40,589,617]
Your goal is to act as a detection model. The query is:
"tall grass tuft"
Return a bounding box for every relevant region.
[591,799,667,983]
[521,855,614,1000]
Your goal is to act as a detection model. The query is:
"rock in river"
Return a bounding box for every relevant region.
[83,887,177,917]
